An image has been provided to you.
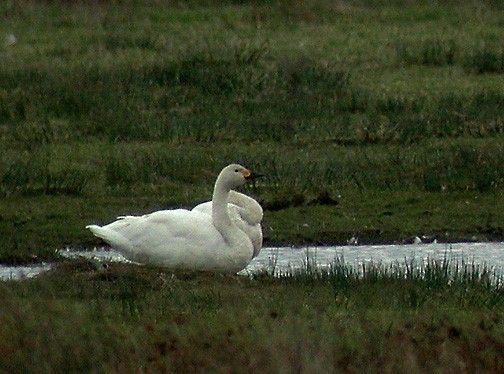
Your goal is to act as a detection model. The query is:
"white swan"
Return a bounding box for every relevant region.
[86,164,262,273]
[192,190,263,258]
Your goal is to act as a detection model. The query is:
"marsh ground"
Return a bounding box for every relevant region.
[2,0,504,262]
[1,258,503,373]
[1,2,504,371]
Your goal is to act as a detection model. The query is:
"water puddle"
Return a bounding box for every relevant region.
[2,242,503,281]
[248,242,504,273]
[0,263,52,281]
[58,247,134,264]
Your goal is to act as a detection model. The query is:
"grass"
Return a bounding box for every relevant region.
[2,1,504,260]
[2,2,504,371]
[0,254,504,372]
[0,256,502,372]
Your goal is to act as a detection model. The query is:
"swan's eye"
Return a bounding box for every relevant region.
[234,169,240,173]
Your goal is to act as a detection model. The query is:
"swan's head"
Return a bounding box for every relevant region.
[218,164,261,189]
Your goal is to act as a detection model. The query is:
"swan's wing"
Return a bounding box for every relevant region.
[192,202,241,216]
[109,209,219,248]
[227,192,263,257]
[250,224,263,258]
[191,201,213,215]
[87,209,227,266]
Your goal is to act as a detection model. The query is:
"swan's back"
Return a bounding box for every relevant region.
[87,209,252,271]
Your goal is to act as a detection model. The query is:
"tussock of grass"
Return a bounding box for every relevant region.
[396,38,458,66]
[3,54,504,147]
[88,140,504,193]
[275,254,503,293]
[0,152,92,197]
[465,44,504,74]
[397,38,504,75]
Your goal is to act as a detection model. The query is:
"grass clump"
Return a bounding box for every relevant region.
[396,38,458,66]
[465,44,504,74]
[0,152,91,197]
[397,38,504,74]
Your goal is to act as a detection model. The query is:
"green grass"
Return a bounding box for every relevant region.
[2,0,504,258]
[0,256,502,372]
[2,2,504,371]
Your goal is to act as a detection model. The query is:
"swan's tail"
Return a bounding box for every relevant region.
[86,225,131,251]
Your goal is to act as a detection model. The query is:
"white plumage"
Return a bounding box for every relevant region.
[192,190,263,258]
[86,164,262,273]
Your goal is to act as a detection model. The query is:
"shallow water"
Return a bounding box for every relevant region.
[0,263,52,281]
[247,242,504,274]
[2,242,504,281]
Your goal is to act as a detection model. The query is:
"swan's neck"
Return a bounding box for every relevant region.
[212,181,235,242]
[228,191,263,224]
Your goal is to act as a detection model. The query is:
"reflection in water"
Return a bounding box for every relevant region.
[2,242,504,281]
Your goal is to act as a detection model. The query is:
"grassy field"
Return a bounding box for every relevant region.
[2,1,504,262]
[1,1,504,371]
[1,257,503,372]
